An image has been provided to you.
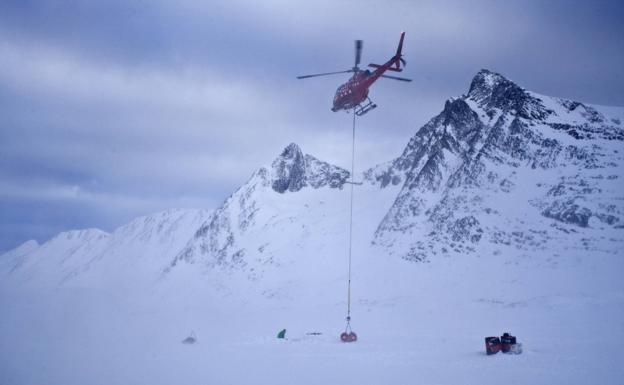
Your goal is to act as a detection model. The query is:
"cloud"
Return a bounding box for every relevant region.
[0,38,289,177]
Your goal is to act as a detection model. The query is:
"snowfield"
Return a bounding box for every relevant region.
[1,69,623,385]
[2,246,623,385]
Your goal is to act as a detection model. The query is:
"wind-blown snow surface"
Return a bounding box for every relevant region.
[2,70,624,385]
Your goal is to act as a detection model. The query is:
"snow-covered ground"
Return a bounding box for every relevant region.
[1,241,622,385]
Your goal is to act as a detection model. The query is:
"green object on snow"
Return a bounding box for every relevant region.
[277,329,286,339]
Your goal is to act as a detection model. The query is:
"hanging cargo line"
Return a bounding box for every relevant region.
[296,33,412,343]
[341,109,358,343]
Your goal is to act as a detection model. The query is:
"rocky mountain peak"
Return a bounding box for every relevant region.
[467,69,510,97]
[271,143,308,193]
[168,142,350,271]
[467,69,552,120]
[280,143,304,160]
[370,68,624,260]
[469,69,525,107]
[270,143,349,193]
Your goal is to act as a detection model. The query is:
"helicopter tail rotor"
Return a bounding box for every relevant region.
[369,32,407,72]
[395,32,405,58]
[393,32,406,71]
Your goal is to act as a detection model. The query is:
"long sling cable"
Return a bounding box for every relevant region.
[346,108,356,331]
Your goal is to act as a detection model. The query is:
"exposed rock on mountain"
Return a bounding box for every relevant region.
[168,144,350,275]
[271,143,349,193]
[370,69,624,259]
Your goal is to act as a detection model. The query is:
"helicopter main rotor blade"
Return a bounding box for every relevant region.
[297,70,353,79]
[354,40,363,69]
[381,74,412,82]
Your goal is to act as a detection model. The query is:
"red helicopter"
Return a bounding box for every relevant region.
[297,32,411,116]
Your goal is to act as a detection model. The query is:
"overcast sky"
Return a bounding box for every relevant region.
[1,0,623,252]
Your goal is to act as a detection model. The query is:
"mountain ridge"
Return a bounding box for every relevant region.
[3,69,623,288]
[370,69,623,260]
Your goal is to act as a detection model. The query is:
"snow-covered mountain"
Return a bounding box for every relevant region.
[2,69,623,290]
[1,209,210,288]
[165,69,623,280]
[167,143,349,273]
[367,69,624,260]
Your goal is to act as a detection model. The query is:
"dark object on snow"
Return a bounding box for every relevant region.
[341,332,357,342]
[485,336,501,355]
[277,329,286,339]
[341,316,357,343]
[500,333,517,353]
[306,332,322,336]
[182,331,197,344]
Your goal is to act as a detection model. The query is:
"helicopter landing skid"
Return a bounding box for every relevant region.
[354,100,377,116]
